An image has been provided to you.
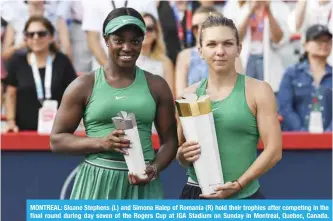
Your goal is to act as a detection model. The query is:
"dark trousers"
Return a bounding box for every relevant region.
[179,184,265,199]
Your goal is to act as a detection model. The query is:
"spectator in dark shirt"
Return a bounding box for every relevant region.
[278,24,332,131]
[3,16,77,132]
[157,1,200,64]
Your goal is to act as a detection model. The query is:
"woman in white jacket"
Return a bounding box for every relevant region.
[223,0,291,93]
[289,0,332,66]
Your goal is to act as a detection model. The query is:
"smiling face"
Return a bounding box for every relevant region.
[199,25,241,73]
[104,25,144,68]
[25,21,53,53]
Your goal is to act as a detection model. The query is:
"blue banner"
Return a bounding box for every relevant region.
[26,200,332,221]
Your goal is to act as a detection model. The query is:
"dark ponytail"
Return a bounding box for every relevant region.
[299,52,308,62]
[49,42,59,53]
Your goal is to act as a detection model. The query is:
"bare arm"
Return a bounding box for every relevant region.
[5,85,16,121]
[51,73,139,154]
[147,74,179,172]
[238,10,254,42]
[56,17,72,60]
[4,57,20,132]
[237,1,263,42]
[237,81,282,188]
[4,85,19,132]
[1,25,25,61]
[162,56,175,96]
[50,74,103,153]
[175,116,190,168]
[175,108,187,167]
[294,0,307,31]
[266,3,284,44]
[86,31,108,66]
[175,49,190,98]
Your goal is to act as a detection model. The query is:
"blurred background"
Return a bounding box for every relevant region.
[1,0,332,221]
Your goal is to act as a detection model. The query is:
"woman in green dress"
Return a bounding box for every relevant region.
[176,14,282,199]
[50,7,178,199]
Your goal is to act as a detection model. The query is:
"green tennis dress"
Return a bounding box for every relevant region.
[187,74,260,199]
[70,67,164,199]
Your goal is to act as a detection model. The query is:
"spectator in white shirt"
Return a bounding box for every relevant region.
[223,0,291,93]
[56,0,93,73]
[289,0,332,65]
[292,0,331,33]
[82,0,159,70]
[1,0,71,61]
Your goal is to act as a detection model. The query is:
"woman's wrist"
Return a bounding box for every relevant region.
[233,180,243,191]
[235,177,247,190]
[147,162,159,179]
[95,136,113,152]
[176,146,190,167]
[176,146,182,160]
[7,118,15,123]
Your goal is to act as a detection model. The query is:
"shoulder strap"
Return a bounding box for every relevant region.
[195,78,208,97]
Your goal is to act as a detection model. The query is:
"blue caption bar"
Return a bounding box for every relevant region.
[27,200,332,221]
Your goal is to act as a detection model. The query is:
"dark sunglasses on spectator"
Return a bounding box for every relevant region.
[146,26,156,32]
[25,31,49,38]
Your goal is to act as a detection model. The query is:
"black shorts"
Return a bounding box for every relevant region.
[179,184,265,199]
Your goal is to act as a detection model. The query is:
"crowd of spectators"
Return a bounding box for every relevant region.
[1,0,332,132]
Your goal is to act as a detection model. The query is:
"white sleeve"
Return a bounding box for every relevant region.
[222,1,244,28]
[1,1,19,23]
[287,8,296,34]
[55,1,72,19]
[81,0,102,32]
[270,1,291,48]
[141,0,159,20]
[298,0,318,34]
[222,1,235,21]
